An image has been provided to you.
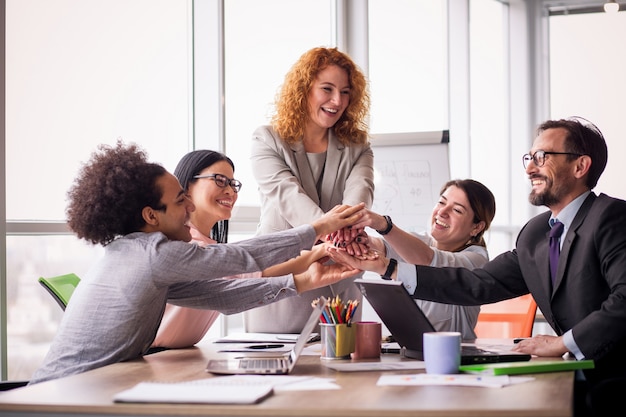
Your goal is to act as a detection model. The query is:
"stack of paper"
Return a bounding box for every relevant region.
[214,332,319,344]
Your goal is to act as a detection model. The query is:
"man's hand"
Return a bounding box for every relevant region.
[293,258,361,294]
[510,334,569,357]
[262,241,333,277]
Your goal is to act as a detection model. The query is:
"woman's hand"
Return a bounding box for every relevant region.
[327,227,369,255]
[327,226,359,245]
[311,203,366,240]
[347,208,388,232]
[326,246,386,275]
[293,258,361,294]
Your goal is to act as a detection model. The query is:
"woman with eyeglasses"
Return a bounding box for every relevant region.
[152,150,332,349]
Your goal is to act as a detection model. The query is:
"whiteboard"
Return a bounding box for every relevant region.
[370,131,450,234]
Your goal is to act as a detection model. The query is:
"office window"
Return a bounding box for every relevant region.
[6,0,192,221]
[4,0,193,379]
[469,0,511,255]
[549,11,626,199]
[368,0,448,134]
[223,0,332,206]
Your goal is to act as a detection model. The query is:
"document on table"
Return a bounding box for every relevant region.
[114,375,338,404]
[214,332,319,344]
[377,374,535,388]
[113,376,275,404]
[323,360,426,372]
[215,344,292,353]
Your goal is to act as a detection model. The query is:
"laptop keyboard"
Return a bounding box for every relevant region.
[239,358,287,370]
[462,345,492,354]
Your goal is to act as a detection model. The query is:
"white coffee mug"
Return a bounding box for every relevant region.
[423,331,461,374]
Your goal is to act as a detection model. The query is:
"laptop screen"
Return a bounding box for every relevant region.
[355,278,434,355]
[287,297,327,366]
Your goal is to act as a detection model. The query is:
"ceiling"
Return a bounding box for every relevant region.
[539,0,624,14]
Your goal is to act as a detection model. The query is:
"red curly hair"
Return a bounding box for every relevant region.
[271,47,370,146]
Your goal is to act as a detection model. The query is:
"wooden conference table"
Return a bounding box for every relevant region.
[0,339,573,417]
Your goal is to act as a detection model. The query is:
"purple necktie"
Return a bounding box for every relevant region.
[549,220,564,285]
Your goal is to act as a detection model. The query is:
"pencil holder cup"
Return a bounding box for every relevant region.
[352,321,382,360]
[320,323,356,360]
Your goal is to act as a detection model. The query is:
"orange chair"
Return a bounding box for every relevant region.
[474,294,538,338]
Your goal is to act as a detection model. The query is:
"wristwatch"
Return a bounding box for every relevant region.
[381,258,397,280]
[376,215,393,235]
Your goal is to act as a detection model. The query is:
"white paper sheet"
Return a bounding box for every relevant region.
[377,373,534,388]
[323,361,426,372]
[214,332,319,344]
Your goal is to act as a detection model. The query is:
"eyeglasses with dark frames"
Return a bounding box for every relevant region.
[193,173,242,193]
[522,150,583,169]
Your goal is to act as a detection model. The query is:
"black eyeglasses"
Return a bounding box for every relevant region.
[522,150,583,169]
[193,173,242,193]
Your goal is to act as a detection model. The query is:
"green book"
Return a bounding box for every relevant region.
[459,359,594,376]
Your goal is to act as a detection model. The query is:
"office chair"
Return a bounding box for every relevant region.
[38,273,81,311]
[474,294,538,338]
[2,274,81,390]
[0,274,80,390]
[0,274,80,392]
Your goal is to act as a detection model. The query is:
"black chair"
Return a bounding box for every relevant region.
[0,380,29,391]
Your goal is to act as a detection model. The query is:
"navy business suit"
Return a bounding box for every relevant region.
[413,192,626,384]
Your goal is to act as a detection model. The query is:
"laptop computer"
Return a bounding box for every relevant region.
[206,297,326,375]
[354,278,531,365]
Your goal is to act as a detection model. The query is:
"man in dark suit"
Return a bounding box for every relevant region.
[328,117,626,417]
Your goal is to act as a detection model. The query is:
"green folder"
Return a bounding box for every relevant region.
[459,359,594,376]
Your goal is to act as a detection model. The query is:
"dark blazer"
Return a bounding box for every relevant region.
[414,192,626,383]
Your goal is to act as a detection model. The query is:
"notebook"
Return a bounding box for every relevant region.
[114,376,274,404]
[206,297,327,375]
[354,278,532,365]
[460,359,594,375]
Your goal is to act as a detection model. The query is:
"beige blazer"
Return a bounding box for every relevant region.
[244,125,375,333]
[250,125,374,234]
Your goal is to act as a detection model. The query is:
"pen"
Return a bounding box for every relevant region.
[245,344,285,349]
